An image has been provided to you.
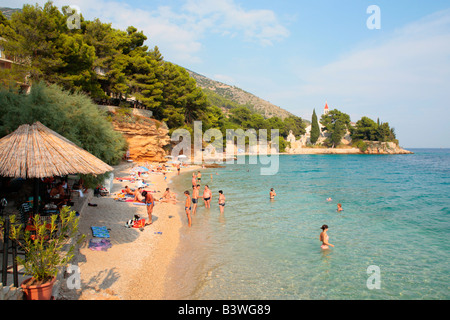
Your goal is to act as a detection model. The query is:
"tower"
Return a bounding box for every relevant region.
[323,101,329,116]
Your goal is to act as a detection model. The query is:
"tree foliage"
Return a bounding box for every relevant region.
[351,116,396,143]
[0,82,127,165]
[320,109,351,148]
[310,109,320,144]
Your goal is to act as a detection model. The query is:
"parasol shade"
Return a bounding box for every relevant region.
[0,122,114,179]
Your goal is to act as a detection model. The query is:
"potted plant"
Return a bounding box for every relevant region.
[8,206,85,300]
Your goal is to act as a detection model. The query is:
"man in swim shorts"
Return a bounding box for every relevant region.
[192,184,200,215]
[203,185,212,208]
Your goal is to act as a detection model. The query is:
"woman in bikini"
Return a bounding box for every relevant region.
[319,225,334,250]
[142,191,154,226]
[184,190,192,227]
[218,190,225,214]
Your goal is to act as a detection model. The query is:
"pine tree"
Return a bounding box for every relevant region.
[310,108,320,144]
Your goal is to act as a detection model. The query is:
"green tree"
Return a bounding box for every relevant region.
[310,109,320,144]
[0,82,127,165]
[320,109,351,148]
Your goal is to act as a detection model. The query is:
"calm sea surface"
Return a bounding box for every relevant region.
[167,149,450,300]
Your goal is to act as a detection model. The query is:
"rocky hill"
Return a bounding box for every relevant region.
[0,7,21,19]
[186,69,294,120]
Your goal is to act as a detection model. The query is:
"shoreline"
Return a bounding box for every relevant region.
[59,161,200,300]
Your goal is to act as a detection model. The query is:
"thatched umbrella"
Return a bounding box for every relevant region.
[0,121,114,212]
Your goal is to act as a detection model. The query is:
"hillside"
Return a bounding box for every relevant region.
[186,69,294,120]
[0,7,21,19]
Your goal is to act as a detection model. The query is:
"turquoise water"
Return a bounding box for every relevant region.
[169,149,450,300]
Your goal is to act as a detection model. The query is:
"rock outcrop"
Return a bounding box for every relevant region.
[110,113,171,163]
[363,141,413,154]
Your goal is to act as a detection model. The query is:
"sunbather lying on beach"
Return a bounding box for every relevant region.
[124,185,134,195]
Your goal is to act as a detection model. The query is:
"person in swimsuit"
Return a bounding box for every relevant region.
[319,225,334,249]
[192,184,200,215]
[184,190,192,227]
[203,185,212,208]
[124,185,134,195]
[177,163,180,175]
[270,188,276,200]
[192,172,197,188]
[337,203,343,212]
[133,187,144,202]
[142,191,154,226]
[197,171,202,183]
[218,190,225,214]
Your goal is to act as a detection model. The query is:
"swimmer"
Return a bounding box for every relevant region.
[326,197,332,202]
[270,188,276,200]
[184,190,192,227]
[320,225,334,249]
[337,203,343,212]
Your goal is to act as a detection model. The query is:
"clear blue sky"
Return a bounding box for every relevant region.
[5,0,450,148]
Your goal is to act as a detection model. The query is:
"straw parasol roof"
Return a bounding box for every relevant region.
[0,121,114,178]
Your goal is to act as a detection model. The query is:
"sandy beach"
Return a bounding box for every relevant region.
[60,161,199,300]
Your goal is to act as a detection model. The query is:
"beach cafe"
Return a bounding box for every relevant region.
[0,121,113,287]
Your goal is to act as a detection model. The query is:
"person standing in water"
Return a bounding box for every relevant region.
[270,188,276,200]
[203,185,212,208]
[191,172,197,188]
[192,184,200,215]
[184,191,192,227]
[337,203,343,212]
[320,225,334,249]
[218,190,225,214]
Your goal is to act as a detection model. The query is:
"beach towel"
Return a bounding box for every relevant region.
[88,238,112,251]
[91,226,110,238]
[132,219,146,228]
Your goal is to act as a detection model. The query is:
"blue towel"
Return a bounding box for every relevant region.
[91,226,110,238]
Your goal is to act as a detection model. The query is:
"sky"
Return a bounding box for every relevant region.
[3,0,450,148]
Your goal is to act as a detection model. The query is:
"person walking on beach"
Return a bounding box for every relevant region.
[177,163,180,175]
[184,191,192,227]
[320,225,334,250]
[192,184,200,215]
[142,191,154,226]
[203,185,212,208]
[270,188,276,200]
[218,190,225,214]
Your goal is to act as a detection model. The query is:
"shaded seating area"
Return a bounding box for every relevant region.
[0,122,113,288]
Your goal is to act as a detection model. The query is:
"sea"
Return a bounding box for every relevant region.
[167,149,449,300]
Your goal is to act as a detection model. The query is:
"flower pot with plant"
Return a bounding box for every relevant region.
[8,206,85,300]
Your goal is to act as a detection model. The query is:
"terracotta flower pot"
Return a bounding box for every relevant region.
[21,277,56,300]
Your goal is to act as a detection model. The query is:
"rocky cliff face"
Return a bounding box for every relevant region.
[110,113,171,163]
[363,141,413,154]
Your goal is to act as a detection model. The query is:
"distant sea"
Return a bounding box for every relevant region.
[167,149,450,300]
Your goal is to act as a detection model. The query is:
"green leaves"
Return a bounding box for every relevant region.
[320,109,351,148]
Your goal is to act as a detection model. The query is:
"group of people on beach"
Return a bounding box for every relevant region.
[183,171,225,227]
